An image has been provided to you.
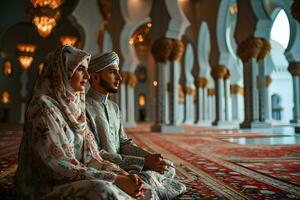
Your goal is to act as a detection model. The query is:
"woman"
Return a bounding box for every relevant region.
[15,45,153,199]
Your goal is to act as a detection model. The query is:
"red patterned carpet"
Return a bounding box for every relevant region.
[1,123,300,199]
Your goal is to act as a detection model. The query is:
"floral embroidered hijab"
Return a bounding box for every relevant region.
[32,45,103,163]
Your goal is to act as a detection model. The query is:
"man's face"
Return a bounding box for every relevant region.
[98,64,122,93]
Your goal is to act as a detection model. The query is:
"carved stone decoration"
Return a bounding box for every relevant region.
[196,77,209,88]
[151,38,173,63]
[224,70,231,80]
[169,39,185,61]
[291,0,300,22]
[288,62,300,76]
[184,87,196,97]
[257,38,271,61]
[237,37,263,63]
[265,76,272,87]
[211,65,228,80]
[230,85,244,95]
[207,88,215,96]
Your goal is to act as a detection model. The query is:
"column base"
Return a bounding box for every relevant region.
[213,120,239,128]
[124,121,137,128]
[250,121,272,128]
[295,126,300,134]
[196,120,212,127]
[290,119,300,124]
[151,124,182,133]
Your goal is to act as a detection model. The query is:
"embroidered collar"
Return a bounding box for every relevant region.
[87,88,109,104]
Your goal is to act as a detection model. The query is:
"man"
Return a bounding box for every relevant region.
[86,51,186,199]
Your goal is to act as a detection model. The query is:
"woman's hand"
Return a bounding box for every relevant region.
[115,174,144,199]
[144,153,169,174]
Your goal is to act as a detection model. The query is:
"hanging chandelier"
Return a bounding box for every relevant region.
[60,35,78,46]
[16,43,37,70]
[29,0,64,38]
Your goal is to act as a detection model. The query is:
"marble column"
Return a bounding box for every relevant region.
[238,37,271,128]
[211,66,230,127]
[231,85,244,122]
[119,79,127,123]
[169,61,181,126]
[126,79,137,127]
[196,77,210,126]
[264,76,272,122]
[251,38,272,128]
[184,87,196,124]
[169,40,184,128]
[224,75,232,122]
[151,38,181,132]
[288,62,300,124]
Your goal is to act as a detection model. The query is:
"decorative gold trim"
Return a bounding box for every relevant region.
[184,87,196,96]
[292,0,300,22]
[288,62,300,76]
[151,38,173,63]
[169,39,184,61]
[211,65,227,79]
[195,77,209,88]
[207,88,215,96]
[230,85,244,95]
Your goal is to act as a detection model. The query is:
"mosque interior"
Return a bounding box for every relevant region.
[1,0,300,199]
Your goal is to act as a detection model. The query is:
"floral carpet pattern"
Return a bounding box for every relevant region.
[1,124,300,199]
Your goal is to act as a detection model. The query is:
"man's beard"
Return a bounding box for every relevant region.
[99,79,118,93]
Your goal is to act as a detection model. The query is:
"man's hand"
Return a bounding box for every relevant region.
[144,153,169,173]
[115,174,144,199]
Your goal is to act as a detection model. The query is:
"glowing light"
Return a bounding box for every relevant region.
[153,81,158,86]
[3,60,13,76]
[1,91,10,104]
[138,95,146,106]
[32,16,57,38]
[60,36,78,46]
[16,44,37,70]
[129,38,134,45]
[230,3,238,14]
[31,0,63,9]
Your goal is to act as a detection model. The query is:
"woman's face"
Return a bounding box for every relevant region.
[71,63,90,92]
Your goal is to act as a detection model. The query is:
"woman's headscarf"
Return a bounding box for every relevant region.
[32,45,103,163]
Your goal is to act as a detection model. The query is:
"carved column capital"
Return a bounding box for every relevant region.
[237,37,263,63]
[211,65,228,80]
[265,76,272,87]
[184,87,196,96]
[196,77,209,88]
[230,85,244,95]
[292,0,300,22]
[169,39,185,61]
[288,62,300,76]
[224,70,231,80]
[207,88,215,96]
[151,38,173,63]
[257,38,271,61]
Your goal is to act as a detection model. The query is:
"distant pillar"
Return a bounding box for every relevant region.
[196,77,211,126]
[288,62,300,124]
[211,66,228,126]
[169,40,184,127]
[151,38,181,132]
[238,37,272,128]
